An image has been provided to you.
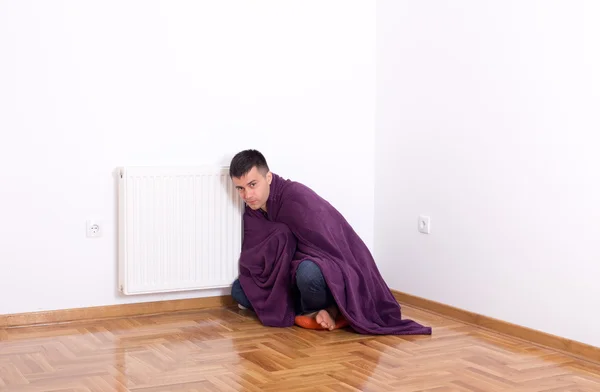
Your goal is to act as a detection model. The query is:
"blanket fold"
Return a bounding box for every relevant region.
[238,211,297,327]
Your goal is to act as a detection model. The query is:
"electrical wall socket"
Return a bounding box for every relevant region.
[418,215,430,234]
[86,220,101,238]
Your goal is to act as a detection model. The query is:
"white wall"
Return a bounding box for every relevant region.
[376,0,600,347]
[0,1,375,315]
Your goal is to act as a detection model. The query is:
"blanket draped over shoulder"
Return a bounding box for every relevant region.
[238,173,432,335]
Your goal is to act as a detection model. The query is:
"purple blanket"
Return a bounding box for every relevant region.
[238,173,432,335]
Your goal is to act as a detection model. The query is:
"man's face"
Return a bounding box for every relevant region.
[232,166,272,211]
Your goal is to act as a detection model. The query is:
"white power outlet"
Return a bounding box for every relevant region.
[418,215,430,234]
[86,220,101,238]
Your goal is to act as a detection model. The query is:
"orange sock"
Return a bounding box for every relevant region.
[294,313,349,330]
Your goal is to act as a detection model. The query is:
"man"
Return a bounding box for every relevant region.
[229,149,431,335]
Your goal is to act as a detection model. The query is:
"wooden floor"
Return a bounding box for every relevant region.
[1,305,599,392]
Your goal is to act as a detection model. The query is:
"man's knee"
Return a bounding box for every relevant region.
[296,260,325,291]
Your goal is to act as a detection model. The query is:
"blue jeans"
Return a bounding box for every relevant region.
[231,260,335,315]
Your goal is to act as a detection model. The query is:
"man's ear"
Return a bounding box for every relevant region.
[266,171,272,185]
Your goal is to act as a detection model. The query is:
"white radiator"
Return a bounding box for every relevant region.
[117,166,244,295]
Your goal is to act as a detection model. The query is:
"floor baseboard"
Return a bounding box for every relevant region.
[392,289,599,364]
[0,295,235,328]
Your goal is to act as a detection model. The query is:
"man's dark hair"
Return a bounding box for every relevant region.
[229,149,270,178]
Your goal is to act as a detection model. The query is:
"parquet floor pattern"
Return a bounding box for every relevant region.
[1,305,599,391]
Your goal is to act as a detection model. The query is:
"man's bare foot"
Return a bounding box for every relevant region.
[315,306,339,331]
